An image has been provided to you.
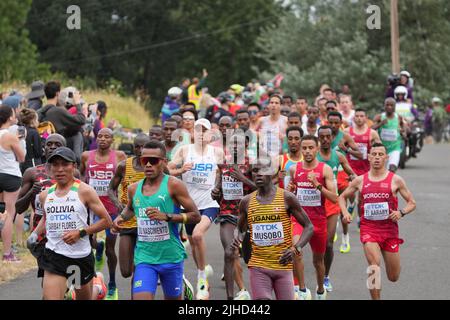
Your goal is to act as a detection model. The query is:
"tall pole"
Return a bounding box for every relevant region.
[391,0,400,74]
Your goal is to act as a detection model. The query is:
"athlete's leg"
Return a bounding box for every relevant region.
[191,216,213,271]
[388,151,400,173]
[132,264,157,300]
[160,263,184,300]
[312,253,325,293]
[273,270,295,300]
[381,250,401,282]
[42,271,68,300]
[74,280,94,300]
[325,214,339,277]
[292,234,306,290]
[105,232,118,289]
[248,267,273,300]
[1,190,20,255]
[363,242,383,300]
[221,221,239,299]
[14,212,24,247]
[119,233,135,278]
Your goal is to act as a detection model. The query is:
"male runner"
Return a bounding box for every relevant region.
[229,157,313,300]
[80,128,127,300]
[372,98,405,173]
[340,109,381,252]
[278,126,310,300]
[340,143,416,299]
[168,118,223,300]
[302,106,320,137]
[108,133,150,279]
[21,134,67,280]
[317,126,356,292]
[162,118,179,161]
[211,129,255,300]
[33,147,112,300]
[288,135,338,300]
[113,141,201,300]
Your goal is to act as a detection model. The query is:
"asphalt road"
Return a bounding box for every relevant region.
[1,143,449,300]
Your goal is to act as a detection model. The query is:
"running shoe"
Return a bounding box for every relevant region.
[2,252,21,263]
[205,264,214,278]
[298,288,312,300]
[324,276,333,292]
[105,286,119,300]
[196,278,210,300]
[95,239,105,271]
[234,289,251,300]
[333,233,337,243]
[340,242,351,253]
[183,275,194,300]
[315,289,327,300]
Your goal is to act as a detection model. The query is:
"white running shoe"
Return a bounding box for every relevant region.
[205,264,214,278]
[196,278,210,300]
[315,289,327,300]
[324,276,333,292]
[298,288,312,300]
[234,289,251,300]
[183,275,194,300]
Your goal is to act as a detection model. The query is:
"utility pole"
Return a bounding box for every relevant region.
[391,0,400,74]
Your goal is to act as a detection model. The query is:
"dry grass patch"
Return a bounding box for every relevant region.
[0,248,37,284]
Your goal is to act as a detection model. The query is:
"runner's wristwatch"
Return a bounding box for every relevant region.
[79,228,87,238]
[400,210,406,217]
[316,184,323,191]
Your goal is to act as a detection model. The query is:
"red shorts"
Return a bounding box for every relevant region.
[291,216,303,237]
[337,170,349,193]
[309,217,327,254]
[360,229,404,253]
[325,198,340,217]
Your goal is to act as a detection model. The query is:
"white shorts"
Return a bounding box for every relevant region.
[387,150,401,168]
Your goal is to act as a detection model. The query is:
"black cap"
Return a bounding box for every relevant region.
[47,147,77,163]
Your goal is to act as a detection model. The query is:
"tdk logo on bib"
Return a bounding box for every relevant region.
[193,164,214,171]
[50,214,72,221]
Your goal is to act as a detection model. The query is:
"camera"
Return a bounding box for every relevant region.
[387,74,401,88]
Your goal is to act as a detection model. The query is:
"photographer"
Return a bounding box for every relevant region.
[385,70,414,103]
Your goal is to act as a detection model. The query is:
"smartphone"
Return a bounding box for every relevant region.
[17,126,26,139]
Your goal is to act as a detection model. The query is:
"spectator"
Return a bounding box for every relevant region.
[247,102,261,132]
[161,87,182,124]
[180,78,191,105]
[187,69,208,109]
[206,92,233,125]
[431,97,448,143]
[0,105,26,262]
[2,92,25,110]
[25,81,46,111]
[38,82,87,164]
[88,101,109,150]
[18,108,42,173]
[424,104,433,139]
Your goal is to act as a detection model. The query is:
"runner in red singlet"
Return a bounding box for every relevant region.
[340,143,416,300]
[288,135,337,300]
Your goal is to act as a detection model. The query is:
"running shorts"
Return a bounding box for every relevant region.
[119,227,138,238]
[133,262,184,298]
[291,215,303,237]
[185,207,219,236]
[249,267,294,300]
[40,248,95,285]
[309,217,327,254]
[214,214,238,226]
[0,173,22,192]
[387,150,401,168]
[325,199,341,217]
[360,228,404,253]
[337,170,349,193]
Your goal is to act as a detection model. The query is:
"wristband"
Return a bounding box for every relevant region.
[181,213,188,224]
[120,212,129,221]
[400,209,406,217]
[316,184,323,191]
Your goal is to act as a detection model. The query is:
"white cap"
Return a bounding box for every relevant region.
[194,118,211,130]
[400,71,411,78]
[168,87,182,96]
[432,97,442,104]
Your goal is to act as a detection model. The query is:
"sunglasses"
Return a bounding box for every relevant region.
[248,110,258,115]
[140,157,164,166]
[183,116,195,121]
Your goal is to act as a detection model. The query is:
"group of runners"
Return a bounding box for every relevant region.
[21,88,416,300]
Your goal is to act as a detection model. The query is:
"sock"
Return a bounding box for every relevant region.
[344,233,350,244]
[109,272,116,289]
[341,233,346,244]
[198,269,206,280]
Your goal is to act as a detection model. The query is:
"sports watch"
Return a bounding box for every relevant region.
[166,214,173,222]
[79,228,87,238]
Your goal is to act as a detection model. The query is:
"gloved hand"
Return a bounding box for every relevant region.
[26,232,39,251]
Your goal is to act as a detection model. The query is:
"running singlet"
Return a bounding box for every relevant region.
[331,130,344,151]
[317,151,339,181]
[219,156,252,216]
[120,157,145,229]
[359,172,398,233]
[44,180,91,259]
[181,145,219,210]
[32,164,55,242]
[86,150,117,214]
[133,175,186,265]
[247,188,292,271]
[347,127,371,176]
[278,154,302,189]
[379,113,402,153]
[293,162,326,219]
[259,116,287,156]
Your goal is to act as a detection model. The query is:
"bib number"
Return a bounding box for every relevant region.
[138,218,170,242]
[381,128,398,142]
[47,213,77,238]
[252,222,285,247]
[222,178,244,201]
[364,202,389,221]
[89,179,109,196]
[297,188,321,207]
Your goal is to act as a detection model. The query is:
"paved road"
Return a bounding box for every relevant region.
[1,144,449,300]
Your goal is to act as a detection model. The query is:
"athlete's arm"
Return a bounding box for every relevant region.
[371,114,384,130]
[230,164,256,190]
[315,164,338,203]
[342,133,363,159]
[168,146,192,176]
[285,191,314,249]
[38,189,48,231]
[230,195,250,251]
[389,175,416,222]
[287,164,297,193]
[371,129,381,145]
[79,151,89,181]
[338,176,363,223]
[211,166,222,202]
[107,160,125,212]
[16,168,38,214]
[169,177,201,224]
[337,152,356,180]
[116,151,127,163]
[112,183,137,231]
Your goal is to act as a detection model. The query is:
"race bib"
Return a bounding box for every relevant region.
[47,212,78,238]
[222,176,244,201]
[350,143,368,160]
[89,179,109,196]
[297,188,321,207]
[184,164,216,189]
[252,222,285,247]
[364,202,389,221]
[137,217,170,242]
[380,128,398,142]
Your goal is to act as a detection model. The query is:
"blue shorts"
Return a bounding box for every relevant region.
[133,262,184,298]
[93,214,118,238]
[185,207,219,236]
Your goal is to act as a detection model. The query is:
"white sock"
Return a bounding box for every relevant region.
[198,269,206,280]
[344,233,349,244]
